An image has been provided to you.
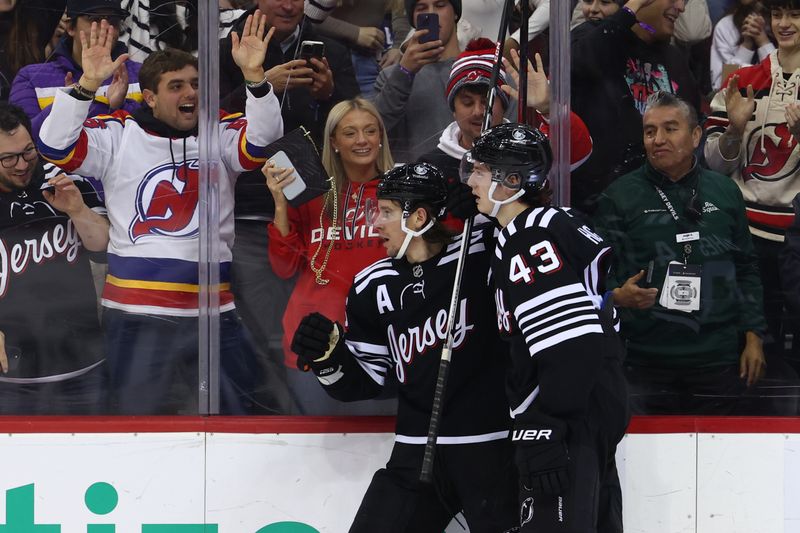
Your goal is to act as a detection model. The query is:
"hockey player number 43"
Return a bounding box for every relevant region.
[508,240,562,284]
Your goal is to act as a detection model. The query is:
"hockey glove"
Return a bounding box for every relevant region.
[291,312,340,372]
[513,413,570,496]
[446,181,479,221]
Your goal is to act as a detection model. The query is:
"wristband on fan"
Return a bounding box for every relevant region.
[245,73,269,88]
[398,64,416,82]
[622,6,656,34]
[71,83,97,100]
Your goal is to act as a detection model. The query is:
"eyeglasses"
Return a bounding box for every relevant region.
[0,147,38,169]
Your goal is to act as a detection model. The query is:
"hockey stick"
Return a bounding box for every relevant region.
[518,0,529,121]
[420,0,520,483]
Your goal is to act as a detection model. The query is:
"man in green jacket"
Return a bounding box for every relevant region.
[594,91,767,415]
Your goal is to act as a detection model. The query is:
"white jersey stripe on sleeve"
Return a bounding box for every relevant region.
[527,324,604,356]
[516,294,594,328]
[519,304,598,335]
[513,283,588,316]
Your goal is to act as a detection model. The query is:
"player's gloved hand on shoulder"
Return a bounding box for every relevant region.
[513,413,570,496]
[446,180,478,221]
[292,312,341,372]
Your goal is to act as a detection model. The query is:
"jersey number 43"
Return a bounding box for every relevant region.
[508,240,562,285]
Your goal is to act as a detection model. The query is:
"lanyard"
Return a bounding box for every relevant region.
[653,185,696,263]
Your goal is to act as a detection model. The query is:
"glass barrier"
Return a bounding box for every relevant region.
[1,0,799,417]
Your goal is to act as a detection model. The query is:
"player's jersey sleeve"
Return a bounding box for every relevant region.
[494,217,605,417]
[313,261,396,401]
[219,85,283,174]
[37,88,121,179]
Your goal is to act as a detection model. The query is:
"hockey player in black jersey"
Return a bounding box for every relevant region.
[291,162,519,532]
[464,123,630,533]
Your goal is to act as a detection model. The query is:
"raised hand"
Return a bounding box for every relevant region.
[724,74,755,136]
[79,20,129,92]
[502,49,550,116]
[231,9,275,82]
[106,62,129,111]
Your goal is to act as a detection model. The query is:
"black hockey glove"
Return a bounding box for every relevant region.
[446,181,478,221]
[291,312,339,372]
[513,413,570,496]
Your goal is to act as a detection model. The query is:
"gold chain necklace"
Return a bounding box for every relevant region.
[309,178,339,285]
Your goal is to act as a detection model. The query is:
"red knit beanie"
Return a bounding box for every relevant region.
[445,38,509,112]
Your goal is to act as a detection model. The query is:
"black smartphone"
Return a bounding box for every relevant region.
[416,12,439,43]
[299,40,326,69]
[642,260,655,288]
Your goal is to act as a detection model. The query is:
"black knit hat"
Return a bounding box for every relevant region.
[405,0,462,28]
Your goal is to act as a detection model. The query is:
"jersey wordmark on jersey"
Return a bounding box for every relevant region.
[320,224,511,443]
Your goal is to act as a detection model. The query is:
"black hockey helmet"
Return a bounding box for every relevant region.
[378,162,448,218]
[470,122,553,195]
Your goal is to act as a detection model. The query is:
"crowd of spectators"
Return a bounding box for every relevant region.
[1,0,800,417]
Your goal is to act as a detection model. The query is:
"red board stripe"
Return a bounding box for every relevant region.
[0,416,797,434]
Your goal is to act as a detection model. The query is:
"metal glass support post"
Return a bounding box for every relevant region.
[549,0,571,207]
[198,1,222,415]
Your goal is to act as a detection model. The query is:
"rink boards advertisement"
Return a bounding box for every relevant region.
[0,417,797,533]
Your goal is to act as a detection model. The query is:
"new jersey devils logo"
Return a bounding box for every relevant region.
[129,160,200,242]
[743,122,800,182]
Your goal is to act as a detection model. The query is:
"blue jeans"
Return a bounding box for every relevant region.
[351,49,380,98]
[103,309,262,414]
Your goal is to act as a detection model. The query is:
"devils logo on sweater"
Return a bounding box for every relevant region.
[743,122,800,182]
[129,160,200,242]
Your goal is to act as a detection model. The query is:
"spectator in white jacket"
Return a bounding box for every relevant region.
[710,0,774,90]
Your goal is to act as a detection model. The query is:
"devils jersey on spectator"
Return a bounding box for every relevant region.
[36,87,282,316]
[0,162,105,380]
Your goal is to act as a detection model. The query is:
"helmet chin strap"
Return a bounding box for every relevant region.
[396,213,435,260]
[487,182,525,217]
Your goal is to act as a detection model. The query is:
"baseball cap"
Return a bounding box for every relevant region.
[66,0,128,18]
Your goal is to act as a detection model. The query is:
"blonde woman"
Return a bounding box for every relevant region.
[264,97,395,413]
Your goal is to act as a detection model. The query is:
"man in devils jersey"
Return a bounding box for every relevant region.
[0,102,108,414]
[37,13,284,414]
[290,162,519,532]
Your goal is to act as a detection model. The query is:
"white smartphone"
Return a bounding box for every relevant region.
[269,150,306,200]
